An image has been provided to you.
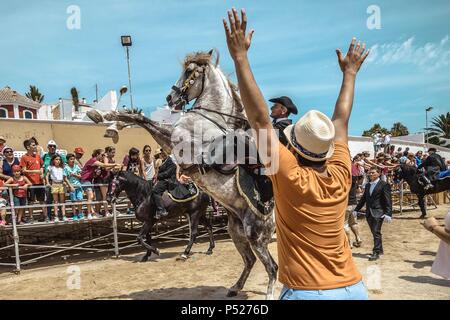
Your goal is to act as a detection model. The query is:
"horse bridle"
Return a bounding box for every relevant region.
[171,63,249,131]
[170,63,207,110]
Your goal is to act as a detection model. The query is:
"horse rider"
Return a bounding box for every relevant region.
[152,149,177,219]
[269,96,298,146]
[417,147,447,190]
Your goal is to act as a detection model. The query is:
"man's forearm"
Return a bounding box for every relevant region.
[432,226,450,246]
[234,57,271,129]
[332,72,356,124]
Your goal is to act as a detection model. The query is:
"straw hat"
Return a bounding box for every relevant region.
[283,110,335,162]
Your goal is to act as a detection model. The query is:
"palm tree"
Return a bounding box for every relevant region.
[390,122,409,137]
[428,112,450,147]
[362,123,389,137]
[25,85,44,103]
[70,87,80,112]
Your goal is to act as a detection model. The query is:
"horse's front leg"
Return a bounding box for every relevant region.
[178,214,198,261]
[137,221,160,262]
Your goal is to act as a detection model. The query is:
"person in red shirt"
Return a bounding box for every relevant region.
[19,139,45,222]
[5,165,32,224]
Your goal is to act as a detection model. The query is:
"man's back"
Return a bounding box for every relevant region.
[269,142,361,290]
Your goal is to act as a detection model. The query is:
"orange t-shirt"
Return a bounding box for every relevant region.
[19,153,43,185]
[268,142,362,290]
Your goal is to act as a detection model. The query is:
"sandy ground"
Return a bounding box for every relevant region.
[0,205,449,300]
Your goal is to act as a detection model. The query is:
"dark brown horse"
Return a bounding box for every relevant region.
[107,171,215,261]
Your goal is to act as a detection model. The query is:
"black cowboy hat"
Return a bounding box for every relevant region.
[269,96,298,115]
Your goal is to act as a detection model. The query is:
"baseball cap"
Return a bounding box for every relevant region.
[0,136,5,142]
[47,140,57,147]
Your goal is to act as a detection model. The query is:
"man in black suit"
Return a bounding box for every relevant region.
[354,166,392,261]
[269,96,298,146]
[152,150,177,219]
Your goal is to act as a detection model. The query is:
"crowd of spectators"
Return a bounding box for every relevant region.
[352,145,450,193]
[0,135,161,226]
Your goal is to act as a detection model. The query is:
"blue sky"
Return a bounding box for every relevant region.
[1,0,450,135]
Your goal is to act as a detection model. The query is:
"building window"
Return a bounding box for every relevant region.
[24,110,34,119]
[0,108,7,118]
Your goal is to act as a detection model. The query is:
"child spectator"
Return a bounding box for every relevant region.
[0,179,7,226]
[45,155,69,222]
[74,147,85,168]
[5,165,31,224]
[29,137,45,157]
[20,139,45,222]
[64,153,84,221]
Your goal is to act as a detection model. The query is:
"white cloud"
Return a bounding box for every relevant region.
[367,36,450,71]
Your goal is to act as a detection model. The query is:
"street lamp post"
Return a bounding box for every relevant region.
[425,106,433,144]
[121,35,134,109]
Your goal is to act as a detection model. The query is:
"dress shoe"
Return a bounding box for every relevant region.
[368,253,380,261]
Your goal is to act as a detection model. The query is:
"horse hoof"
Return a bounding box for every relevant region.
[140,256,149,263]
[420,214,427,219]
[226,289,238,297]
[154,248,161,256]
[205,250,213,256]
[176,254,188,261]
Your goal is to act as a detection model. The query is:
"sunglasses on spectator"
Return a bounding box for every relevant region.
[48,145,56,148]
[4,150,13,154]
[144,149,152,153]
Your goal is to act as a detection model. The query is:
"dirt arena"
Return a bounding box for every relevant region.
[0,205,449,300]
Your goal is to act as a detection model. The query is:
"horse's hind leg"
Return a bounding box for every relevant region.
[200,211,215,255]
[245,215,278,300]
[226,213,256,297]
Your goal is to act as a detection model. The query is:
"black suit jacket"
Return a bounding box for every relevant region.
[272,118,292,146]
[355,179,392,218]
[157,157,177,181]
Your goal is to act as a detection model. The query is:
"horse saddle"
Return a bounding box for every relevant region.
[205,130,261,174]
[236,166,274,219]
[167,181,199,203]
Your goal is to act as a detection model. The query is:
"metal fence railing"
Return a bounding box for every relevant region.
[0,184,229,273]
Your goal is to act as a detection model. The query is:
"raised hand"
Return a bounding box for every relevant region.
[336,38,370,75]
[223,8,255,62]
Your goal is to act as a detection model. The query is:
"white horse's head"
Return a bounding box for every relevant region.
[166,49,222,111]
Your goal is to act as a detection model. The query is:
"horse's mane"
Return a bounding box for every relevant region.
[183,51,245,115]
